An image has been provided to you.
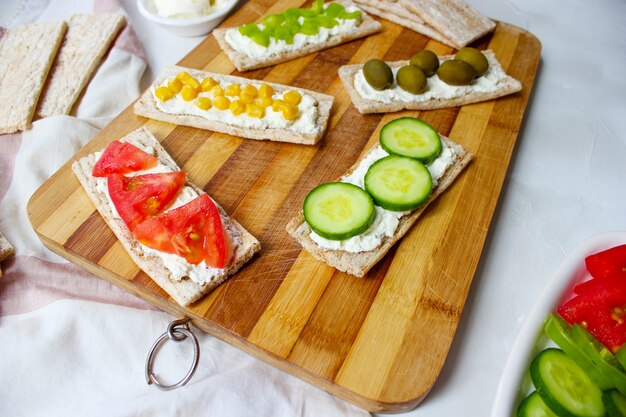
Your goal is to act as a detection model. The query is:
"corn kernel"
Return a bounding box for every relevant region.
[259,83,275,98]
[224,84,241,97]
[254,97,273,108]
[176,71,193,83]
[195,97,212,110]
[239,93,255,105]
[202,77,217,91]
[167,78,183,93]
[213,95,230,110]
[271,99,285,112]
[211,85,224,97]
[185,77,201,91]
[246,103,265,118]
[283,90,302,106]
[155,86,175,102]
[282,104,299,120]
[242,84,258,98]
[229,100,246,116]
[181,85,199,101]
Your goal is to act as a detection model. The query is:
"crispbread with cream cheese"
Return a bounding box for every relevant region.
[133,66,334,145]
[286,136,471,277]
[0,21,66,134]
[213,1,382,72]
[72,127,261,306]
[36,13,125,118]
[338,50,522,114]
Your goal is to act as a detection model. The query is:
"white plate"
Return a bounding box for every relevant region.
[490,231,626,417]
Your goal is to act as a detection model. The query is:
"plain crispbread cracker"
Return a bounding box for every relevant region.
[287,137,471,277]
[134,66,334,145]
[353,0,453,46]
[72,127,261,306]
[338,50,522,114]
[400,0,495,48]
[0,22,66,134]
[36,13,125,118]
[213,2,382,72]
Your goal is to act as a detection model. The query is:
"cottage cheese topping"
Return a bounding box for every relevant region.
[93,144,237,285]
[310,140,457,252]
[354,52,508,104]
[224,5,362,59]
[152,82,320,135]
[153,0,229,19]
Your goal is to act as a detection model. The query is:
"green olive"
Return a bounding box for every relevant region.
[437,59,477,86]
[455,47,489,77]
[363,59,393,90]
[396,65,427,94]
[409,50,439,77]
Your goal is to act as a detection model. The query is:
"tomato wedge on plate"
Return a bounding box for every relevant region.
[585,244,626,280]
[558,278,626,352]
[93,140,158,177]
[133,194,227,268]
[108,172,186,231]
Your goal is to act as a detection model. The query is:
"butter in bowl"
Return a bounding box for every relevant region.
[137,0,239,37]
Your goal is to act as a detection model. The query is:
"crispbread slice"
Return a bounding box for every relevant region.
[287,137,471,277]
[72,127,261,306]
[400,0,495,48]
[134,66,334,145]
[213,2,382,72]
[353,0,454,46]
[0,21,66,134]
[36,13,125,118]
[338,50,522,114]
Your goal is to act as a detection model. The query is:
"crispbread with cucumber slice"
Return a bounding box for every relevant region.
[213,1,382,72]
[286,130,471,277]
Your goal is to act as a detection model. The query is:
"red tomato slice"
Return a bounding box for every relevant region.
[133,194,227,268]
[585,244,626,280]
[92,141,158,177]
[558,278,626,352]
[108,172,186,231]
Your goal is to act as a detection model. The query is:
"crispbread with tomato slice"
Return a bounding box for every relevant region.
[72,127,260,306]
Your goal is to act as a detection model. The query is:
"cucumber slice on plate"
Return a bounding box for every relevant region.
[544,314,613,390]
[531,348,605,417]
[303,182,375,241]
[518,391,558,417]
[379,117,442,164]
[364,155,432,211]
[604,389,626,417]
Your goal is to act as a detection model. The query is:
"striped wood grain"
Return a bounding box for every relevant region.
[27,1,541,411]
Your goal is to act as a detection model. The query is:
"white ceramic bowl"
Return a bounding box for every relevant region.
[137,0,239,37]
[490,231,626,417]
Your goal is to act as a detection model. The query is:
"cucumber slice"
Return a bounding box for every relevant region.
[544,314,613,390]
[531,348,605,417]
[303,182,375,241]
[617,346,626,371]
[571,324,626,396]
[379,117,442,164]
[518,391,559,417]
[604,389,626,417]
[364,155,432,212]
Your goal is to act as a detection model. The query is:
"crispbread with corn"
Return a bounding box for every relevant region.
[36,13,125,118]
[0,21,67,134]
[133,66,334,145]
[72,127,261,306]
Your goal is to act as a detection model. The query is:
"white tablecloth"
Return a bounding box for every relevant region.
[1,0,625,415]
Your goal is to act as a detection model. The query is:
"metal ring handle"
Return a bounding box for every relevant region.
[145,318,200,391]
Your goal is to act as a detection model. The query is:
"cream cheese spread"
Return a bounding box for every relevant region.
[223,5,362,59]
[354,52,508,104]
[152,81,320,135]
[93,143,237,285]
[309,140,457,252]
[153,0,229,19]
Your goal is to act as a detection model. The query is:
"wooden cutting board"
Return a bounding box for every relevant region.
[27,1,541,412]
